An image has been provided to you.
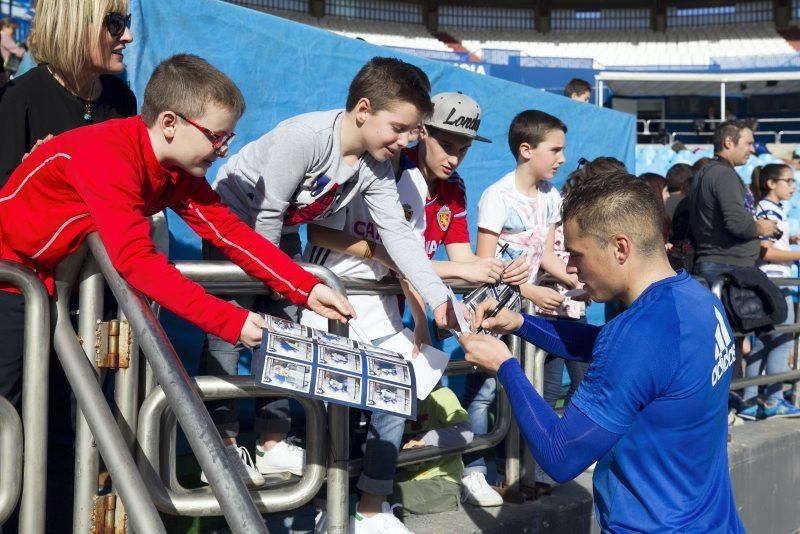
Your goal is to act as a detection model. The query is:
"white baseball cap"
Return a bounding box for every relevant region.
[425,92,491,143]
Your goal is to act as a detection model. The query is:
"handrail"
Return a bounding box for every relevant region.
[52,247,168,533]
[84,234,267,533]
[0,396,22,525]
[136,377,327,515]
[0,260,50,534]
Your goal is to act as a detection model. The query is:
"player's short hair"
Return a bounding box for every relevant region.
[508,110,567,160]
[563,78,591,98]
[713,120,750,153]
[345,57,433,117]
[141,54,245,126]
[562,171,665,257]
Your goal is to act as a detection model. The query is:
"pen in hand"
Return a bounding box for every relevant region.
[476,290,514,334]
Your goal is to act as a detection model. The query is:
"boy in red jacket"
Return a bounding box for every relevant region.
[0,54,353,415]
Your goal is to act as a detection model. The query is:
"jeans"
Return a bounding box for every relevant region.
[462,373,496,475]
[357,333,408,496]
[542,357,589,408]
[694,261,736,292]
[745,293,795,402]
[199,235,301,438]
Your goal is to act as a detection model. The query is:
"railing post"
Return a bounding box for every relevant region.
[0,396,22,525]
[0,260,50,534]
[73,256,105,534]
[52,248,167,534]
[85,234,266,533]
[503,335,521,493]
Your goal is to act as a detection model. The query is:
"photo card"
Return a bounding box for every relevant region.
[268,315,309,339]
[315,369,362,404]
[313,328,358,350]
[366,356,411,385]
[266,333,313,362]
[361,346,405,364]
[366,380,412,417]
[261,356,312,393]
[318,345,362,374]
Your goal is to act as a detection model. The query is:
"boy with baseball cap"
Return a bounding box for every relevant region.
[305,92,528,530]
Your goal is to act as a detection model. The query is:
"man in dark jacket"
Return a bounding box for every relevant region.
[690,120,778,287]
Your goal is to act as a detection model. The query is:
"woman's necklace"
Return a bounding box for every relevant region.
[47,66,99,123]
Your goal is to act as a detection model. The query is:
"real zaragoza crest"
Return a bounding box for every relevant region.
[437,206,451,231]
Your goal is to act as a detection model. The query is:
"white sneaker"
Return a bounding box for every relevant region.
[255,440,305,476]
[351,502,413,534]
[461,471,503,507]
[200,444,265,487]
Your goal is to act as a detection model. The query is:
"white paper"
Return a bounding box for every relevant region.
[447,286,472,335]
[379,329,449,400]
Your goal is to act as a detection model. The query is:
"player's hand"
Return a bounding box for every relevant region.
[501,257,530,286]
[458,333,513,373]
[307,283,356,323]
[239,311,268,348]
[527,285,565,312]
[22,134,54,161]
[470,298,523,334]
[402,439,426,450]
[458,257,504,285]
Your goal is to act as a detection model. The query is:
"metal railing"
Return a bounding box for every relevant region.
[0,396,22,525]
[711,277,800,404]
[636,118,800,144]
[0,260,51,534]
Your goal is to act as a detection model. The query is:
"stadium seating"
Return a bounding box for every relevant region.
[447,24,795,67]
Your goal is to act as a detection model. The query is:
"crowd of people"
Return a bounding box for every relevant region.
[0,1,795,533]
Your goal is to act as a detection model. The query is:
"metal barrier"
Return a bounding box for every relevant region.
[0,396,22,525]
[0,260,51,534]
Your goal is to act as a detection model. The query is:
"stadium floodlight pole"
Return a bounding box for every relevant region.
[720,82,726,124]
[85,234,268,534]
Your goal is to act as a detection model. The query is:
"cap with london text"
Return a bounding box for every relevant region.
[425,92,492,143]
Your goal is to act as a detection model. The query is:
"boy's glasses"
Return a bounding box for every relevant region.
[176,113,236,152]
[105,12,131,39]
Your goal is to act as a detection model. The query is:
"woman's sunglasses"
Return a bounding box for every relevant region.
[105,12,131,39]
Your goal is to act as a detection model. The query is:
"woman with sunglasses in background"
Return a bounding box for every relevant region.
[0,2,134,532]
[0,1,135,186]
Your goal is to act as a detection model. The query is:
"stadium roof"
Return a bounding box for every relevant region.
[596,70,800,97]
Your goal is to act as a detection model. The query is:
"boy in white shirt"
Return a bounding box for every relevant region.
[462,110,581,504]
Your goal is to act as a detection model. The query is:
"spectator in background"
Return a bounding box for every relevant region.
[639,172,669,245]
[0,2,135,531]
[664,163,693,222]
[738,164,800,419]
[0,19,25,80]
[0,2,136,186]
[669,158,715,272]
[563,78,591,103]
[689,120,778,287]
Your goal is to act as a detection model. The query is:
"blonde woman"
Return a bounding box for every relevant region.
[0,2,135,531]
[0,0,136,186]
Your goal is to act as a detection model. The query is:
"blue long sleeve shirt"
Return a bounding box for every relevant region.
[497,270,744,533]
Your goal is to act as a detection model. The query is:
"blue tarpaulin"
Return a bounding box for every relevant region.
[126,0,635,364]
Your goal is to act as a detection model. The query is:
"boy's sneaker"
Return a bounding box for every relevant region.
[255,440,305,476]
[764,399,800,418]
[200,444,265,487]
[461,471,503,507]
[351,502,413,534]
[736,403,765,421]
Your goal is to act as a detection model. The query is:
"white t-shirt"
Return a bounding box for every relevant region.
[477,171,562,282]
[756,198,792,278]
[301,165,429,340]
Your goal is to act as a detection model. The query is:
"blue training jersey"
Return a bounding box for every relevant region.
[571,270,744,533]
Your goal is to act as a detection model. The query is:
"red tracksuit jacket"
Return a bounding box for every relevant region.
[0,116,320,344]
